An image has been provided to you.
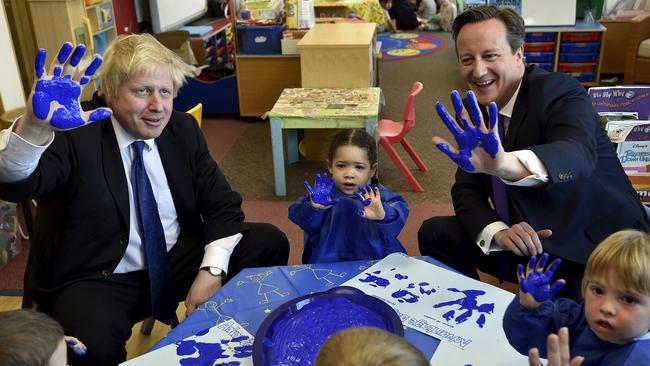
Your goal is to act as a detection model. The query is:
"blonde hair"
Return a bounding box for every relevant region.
[582,229,650,296]
[0,310,64,366]
[99,33,190,99]
[315,327,429,366]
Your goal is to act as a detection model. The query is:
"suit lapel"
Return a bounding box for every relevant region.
[504,67,532,151]
[101,121,129,228]
[156,121,194,225]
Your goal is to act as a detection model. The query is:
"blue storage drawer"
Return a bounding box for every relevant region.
[525,32,556,42]
[236,24,286,54]
[524,52,554,62]
[559,53,599,62]
[560,42,600,53]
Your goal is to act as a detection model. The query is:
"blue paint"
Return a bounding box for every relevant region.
[418,282,436,295]
[373,270,381,274]
[56,43,73,65]
[359,273,390,288]
[267,296,389,366]
[34,49,46,78]
[305,172,337,206]
[31,45,111,129]
[518,253,565,302]
[394,273,408,280]
[196,328,210,337]
[231,336,249,343]
[407,283,415,289]
[81,57,103,85]
[232,344,253,358]
[69,44,85,67]
[435,91,504,171]
[433,288,494,328]
[176,339,231,365]
[391,289,420,303]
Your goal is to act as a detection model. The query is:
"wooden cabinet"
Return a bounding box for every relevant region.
[28,0,118,61]
[297,23,377,88]
[524,21,606,87]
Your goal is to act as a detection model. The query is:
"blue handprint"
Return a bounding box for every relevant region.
[518,253,565,302]
[305,172,337,207]
[32,43,111,129]
[353,184,372,216]
[435,90,501,172]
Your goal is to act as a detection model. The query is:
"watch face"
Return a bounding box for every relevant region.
[209,267,222,276]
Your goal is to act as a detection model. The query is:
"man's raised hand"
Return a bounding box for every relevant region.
[29,43,111,132]
[432,90,502,173]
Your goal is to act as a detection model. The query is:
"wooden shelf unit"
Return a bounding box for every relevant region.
[525,21,606,87]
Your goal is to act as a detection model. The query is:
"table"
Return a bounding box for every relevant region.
[314,0,386,25]
[152,257,445,360]
[267,87,381,196]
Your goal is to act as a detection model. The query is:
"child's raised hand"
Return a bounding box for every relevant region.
[354,185,385,220]
[517,253,566,309]
[65,335,87,356]
[305,172,337,208]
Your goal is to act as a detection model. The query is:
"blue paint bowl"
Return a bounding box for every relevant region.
[252,286,403,366]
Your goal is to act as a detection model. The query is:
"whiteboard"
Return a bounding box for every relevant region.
[150,0,208,33]
[522,0,576,26]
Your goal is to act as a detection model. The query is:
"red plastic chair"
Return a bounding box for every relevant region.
[378,81,427,192]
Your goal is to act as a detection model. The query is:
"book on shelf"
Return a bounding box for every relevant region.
[588,86,650,120]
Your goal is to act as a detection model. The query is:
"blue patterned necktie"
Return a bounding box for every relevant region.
[131,141,177,324]
[491,115,511,282]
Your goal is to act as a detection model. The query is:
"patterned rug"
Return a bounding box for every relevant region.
[377,32,446,62]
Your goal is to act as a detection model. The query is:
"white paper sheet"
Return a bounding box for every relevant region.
[120,319,254,366]
[343,253,531,366]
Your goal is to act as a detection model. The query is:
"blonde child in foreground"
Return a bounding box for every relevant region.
[0,309,87,366]
[504,230,650,365]
[315,327,429,366]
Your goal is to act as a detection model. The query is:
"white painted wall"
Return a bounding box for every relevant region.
[0,2,26,112]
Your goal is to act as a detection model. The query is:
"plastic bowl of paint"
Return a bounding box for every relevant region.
[252,286,403,366]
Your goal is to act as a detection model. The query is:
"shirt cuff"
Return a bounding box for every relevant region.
[476,221,509,254]
[501,150,549,187]
[200,233,243,276]
[0,118,54,183]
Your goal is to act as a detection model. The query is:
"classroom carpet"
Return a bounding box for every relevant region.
[377,32,446,62]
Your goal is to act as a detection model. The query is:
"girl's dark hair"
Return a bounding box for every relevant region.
[327,129,378,165]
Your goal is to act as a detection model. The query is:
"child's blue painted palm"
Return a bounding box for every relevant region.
[305,172,337,207]
[434,90,501,172]
[31,43,111,130]
[518,253,566,302]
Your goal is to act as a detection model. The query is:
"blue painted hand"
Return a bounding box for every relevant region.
[433,90,501,172]
[518,253,566,304]
[353,185,385,220]
[305,172,337,207]
[32,43,111,130]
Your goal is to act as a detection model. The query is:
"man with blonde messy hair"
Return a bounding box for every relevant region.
[0,33,289,365]
[315,327,429,366]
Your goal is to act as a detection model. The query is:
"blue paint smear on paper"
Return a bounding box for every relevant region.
[359,273,390,288]
[433,288,494,328]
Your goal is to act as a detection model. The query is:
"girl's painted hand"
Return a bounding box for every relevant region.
[517,253,566,309]
[354,185,385,220]
[305,172,337,208]
[65,336,87,356]
[30,43,111,130]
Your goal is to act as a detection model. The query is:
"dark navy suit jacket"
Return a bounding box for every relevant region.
[452,65,646,264]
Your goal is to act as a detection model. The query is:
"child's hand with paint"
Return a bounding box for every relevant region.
[64,335,87,356]
[517,253,566,309]
[354,184,385,220]
[305,172,338,209]
[21,43,112,145]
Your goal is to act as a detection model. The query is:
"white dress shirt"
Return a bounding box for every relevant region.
[0,117,241,275]
[475,82,550,254]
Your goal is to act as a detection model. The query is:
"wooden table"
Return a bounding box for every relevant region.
[268,87,381,196]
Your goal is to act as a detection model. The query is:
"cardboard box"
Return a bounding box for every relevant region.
[281,38,300,55]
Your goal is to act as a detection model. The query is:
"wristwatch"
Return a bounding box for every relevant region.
[201,266,223,277]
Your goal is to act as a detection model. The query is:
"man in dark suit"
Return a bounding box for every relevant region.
[0,34,289,365]
[418,6,649,299]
